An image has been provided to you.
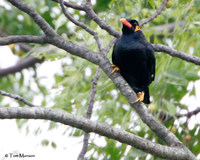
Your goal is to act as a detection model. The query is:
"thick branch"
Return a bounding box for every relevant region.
[153,44,200,65]
[97,58,196,160]
[46,36,102,65]
[0,107,196,160]
[98,59,177,145]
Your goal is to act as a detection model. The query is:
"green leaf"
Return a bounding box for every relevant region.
[63,66,77,76]
[16,119,28,129]
[117,5,123,13]
[148,0,154,8]
[55,74,64,83]
[185,71,199,81]
[166,102,176,116]
[48,121,58,130]
[41,139,49,146]
[51,142,57,149]
[94,0,112,11]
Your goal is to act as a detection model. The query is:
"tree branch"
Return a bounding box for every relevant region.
[7,0,102,66]
[46,33,197,159]
[0,30,32,51]
[86,0,92,5]
[153,44,200,65]
[105,38,117,53]
[78,133,89,160]
[60,1,94,36]
[0,56,44,77]
[0,35,47,45]
[0,90,37,107]
[97,58,196,159]
[82,2,200,67]
[53,0,200,68]
[87,67,102,119]
[140,0,169,26]
[84,4,121,38]
[0,45,59,77]
[78,67,102,160]
[177,107,200,118]
[52,0,85,10]
[78,39,115,160]
[51,0,121,38]
[0,107,196,160]
[59,0,103,51]
[152,21,185,33]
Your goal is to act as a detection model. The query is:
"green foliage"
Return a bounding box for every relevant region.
[41,139,49,146]
[51,141,57,149]
[94,0,112,11]
[1,0,200,159]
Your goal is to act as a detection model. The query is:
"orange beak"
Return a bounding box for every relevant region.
[120,18,132,28]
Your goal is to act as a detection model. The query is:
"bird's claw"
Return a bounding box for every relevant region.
[135,91,144,103]
[112,65,120,74]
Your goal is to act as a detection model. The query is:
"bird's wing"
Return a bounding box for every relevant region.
[112,39,119,65]
[147,44,155,82]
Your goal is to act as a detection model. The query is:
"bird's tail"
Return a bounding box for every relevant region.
[143,88,150,104]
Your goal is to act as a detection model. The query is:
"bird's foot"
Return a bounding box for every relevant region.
[112,65,120,74]
[135,91,144,103]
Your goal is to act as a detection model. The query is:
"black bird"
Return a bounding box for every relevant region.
[112,18,155,104]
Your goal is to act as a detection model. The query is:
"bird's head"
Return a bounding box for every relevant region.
[120,18,141,34]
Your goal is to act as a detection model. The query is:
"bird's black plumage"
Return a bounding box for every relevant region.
[112,18,155,104]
